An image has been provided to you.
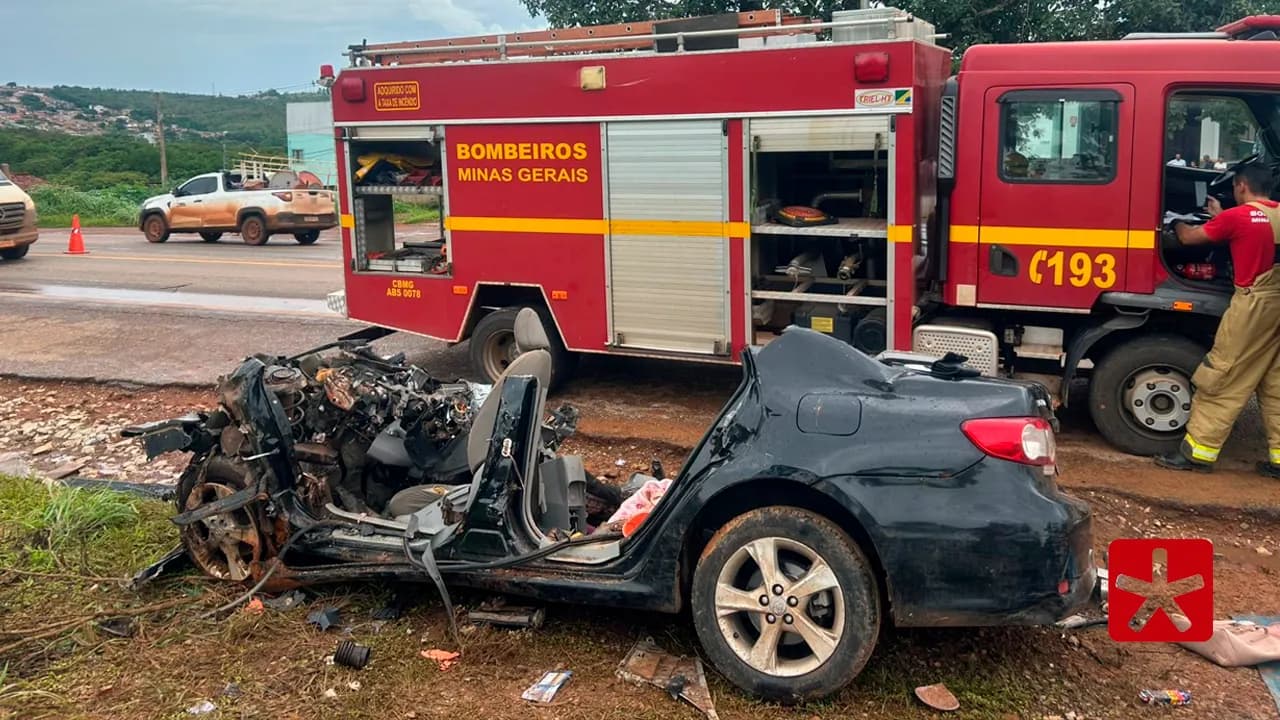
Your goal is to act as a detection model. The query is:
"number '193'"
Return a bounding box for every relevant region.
[1029,250,1117,289]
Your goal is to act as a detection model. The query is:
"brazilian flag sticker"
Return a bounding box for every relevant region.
[894,89,913,107]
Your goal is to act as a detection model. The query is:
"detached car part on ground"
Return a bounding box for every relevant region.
[128,310,1095,702]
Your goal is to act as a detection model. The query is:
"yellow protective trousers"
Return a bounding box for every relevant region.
[1182,265,1280,464]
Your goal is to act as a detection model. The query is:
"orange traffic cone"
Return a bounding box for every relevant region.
[65,214,88,255]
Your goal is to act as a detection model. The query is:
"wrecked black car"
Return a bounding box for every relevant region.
[127,309,1094,702]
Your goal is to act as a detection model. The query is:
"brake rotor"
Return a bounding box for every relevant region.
[182,481,263,582]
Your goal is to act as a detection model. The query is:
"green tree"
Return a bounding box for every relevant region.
[516,0,1280,56]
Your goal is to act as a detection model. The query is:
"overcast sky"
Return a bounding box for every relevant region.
[9,0,541,95]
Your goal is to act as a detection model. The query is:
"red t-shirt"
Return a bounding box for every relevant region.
[1203,200,1279,287]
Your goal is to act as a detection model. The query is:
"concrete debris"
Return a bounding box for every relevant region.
[0,451,32,478]
[185,700,217,715]
[914,683,960,712]
[31,442,54,456]
[323,688,338,699]
[1257,547,1273,557]
[47,460,86,480]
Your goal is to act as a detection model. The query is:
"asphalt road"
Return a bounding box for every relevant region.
[0,226,467,385]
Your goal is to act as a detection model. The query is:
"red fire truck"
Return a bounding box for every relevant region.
[323,9,1280,457]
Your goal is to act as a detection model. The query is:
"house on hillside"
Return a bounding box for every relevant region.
[286,101,337,187]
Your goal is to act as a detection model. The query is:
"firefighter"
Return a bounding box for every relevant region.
[1156,164,1280,478]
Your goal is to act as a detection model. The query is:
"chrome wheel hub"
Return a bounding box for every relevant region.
[1124,368,1192,432]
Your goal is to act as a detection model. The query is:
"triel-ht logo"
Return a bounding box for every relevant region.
[1108,538,1213,642]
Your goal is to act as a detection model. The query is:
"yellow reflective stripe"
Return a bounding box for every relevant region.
[444,216,750,237]
[949,225,1155,249]
[339,214,355,229]
[888,225,913,243]
[1270,448,1280,465]
[446,216,607,234]
[950,225,979,244]
[1184,435,1221,463]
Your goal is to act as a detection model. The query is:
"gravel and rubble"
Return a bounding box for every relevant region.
[0,378,207,485]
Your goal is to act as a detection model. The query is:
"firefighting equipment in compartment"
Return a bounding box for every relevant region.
[793,303,855,345]
[773,205,838,227]
[354,153,435,184]
[1181,264,1280,466]
[853,308,888,355]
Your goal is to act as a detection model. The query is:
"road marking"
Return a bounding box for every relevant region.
[29,252,334,269]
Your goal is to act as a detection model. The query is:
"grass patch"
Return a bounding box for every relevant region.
[30,184,150,228]
[0,475,174,575]
[393,197,441,225]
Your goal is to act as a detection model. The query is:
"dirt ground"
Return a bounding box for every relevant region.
[1,373,1279,719]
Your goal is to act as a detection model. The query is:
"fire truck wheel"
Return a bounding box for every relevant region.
[1087,334,1205,457]
[470,306,576,387]
[239,216,269,246]
[143,215,169,243]
[294,230,320,245]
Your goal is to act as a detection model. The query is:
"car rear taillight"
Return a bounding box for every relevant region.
[272,191,293,202]
[961,417,1056,467]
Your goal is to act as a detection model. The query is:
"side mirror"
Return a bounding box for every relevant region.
[172,187,183,197]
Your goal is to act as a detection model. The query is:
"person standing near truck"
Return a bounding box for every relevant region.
[1156,164,1280,478]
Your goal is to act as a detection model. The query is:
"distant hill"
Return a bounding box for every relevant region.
[0,83,328,149]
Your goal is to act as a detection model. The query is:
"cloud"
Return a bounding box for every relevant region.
[184,0,537,33]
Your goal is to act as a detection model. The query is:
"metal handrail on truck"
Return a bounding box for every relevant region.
[347,12,926,66]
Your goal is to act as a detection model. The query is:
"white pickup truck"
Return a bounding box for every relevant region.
[139,171,337,245]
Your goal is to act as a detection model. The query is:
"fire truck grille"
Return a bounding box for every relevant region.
[0,202,26,231]
[912,325,1000,377]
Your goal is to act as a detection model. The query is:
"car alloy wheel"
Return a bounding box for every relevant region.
[714,536,844,677]
[691,506,879,702]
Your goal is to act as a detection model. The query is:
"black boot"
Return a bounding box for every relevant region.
[1258,462,1280,479]
[1155,452,1214,473]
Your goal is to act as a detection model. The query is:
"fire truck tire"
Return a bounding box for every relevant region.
[1087,334,1205,457]
[239,215,269,246]
[470,307,576,388]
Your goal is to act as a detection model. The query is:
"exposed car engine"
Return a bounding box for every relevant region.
[234,344,486,516]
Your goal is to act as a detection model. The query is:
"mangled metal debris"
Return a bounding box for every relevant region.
[616,638,718,720]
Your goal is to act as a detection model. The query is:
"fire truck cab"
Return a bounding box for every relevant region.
[326,10,1280,457]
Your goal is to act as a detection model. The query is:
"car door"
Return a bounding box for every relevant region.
[977,85,1136,308]
[170,176,218,230]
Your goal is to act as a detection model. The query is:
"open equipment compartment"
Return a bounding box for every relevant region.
[345,127,449,276]
[747,114,894,353]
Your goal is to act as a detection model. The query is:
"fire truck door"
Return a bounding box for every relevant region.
[605,121,730,354]
[977,85,1135,308]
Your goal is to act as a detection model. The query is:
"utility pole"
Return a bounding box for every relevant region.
[155,93,168,186]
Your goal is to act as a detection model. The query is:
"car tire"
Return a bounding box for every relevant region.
[1088,334,1206,456]
[199,231,223,242]
[143,214,170,243]
[0,244,29,260]
[239,215,269,246]
[469,306,577,387]
[691,506,880,703]
[176,454,265,583]
[294,230,320,245]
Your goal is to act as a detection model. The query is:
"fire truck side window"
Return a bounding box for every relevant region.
[999,90,1119,184]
